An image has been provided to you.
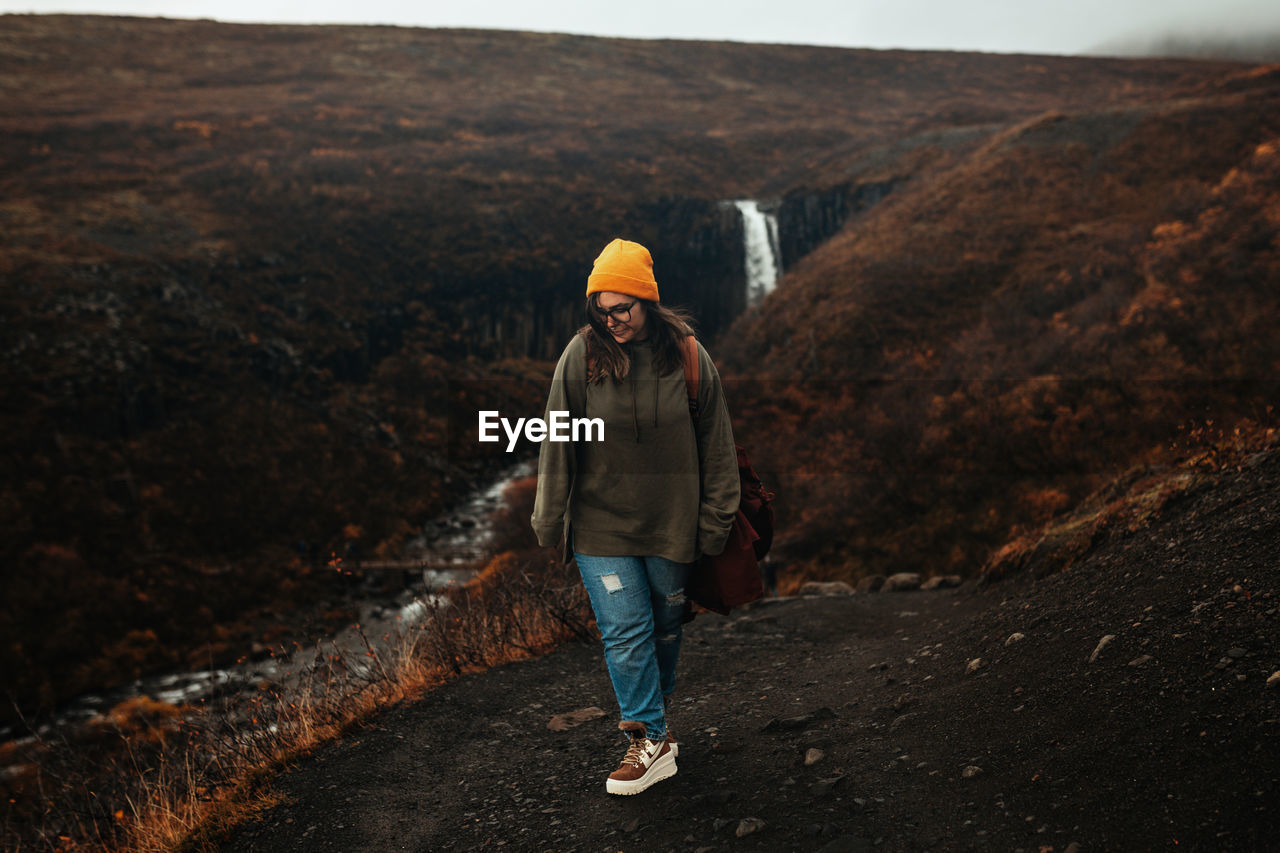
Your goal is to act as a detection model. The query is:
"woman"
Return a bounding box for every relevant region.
[531,237,740,795]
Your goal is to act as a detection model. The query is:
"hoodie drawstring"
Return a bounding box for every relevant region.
[653,373,659,429]
[629,363,639,443]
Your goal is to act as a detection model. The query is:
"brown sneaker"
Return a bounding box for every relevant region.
[606,735,677,795]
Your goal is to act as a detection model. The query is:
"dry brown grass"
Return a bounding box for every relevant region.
[1,549,591,853]
[981,419,1279,582]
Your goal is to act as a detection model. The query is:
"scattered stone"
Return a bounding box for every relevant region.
[1227,647,1248,659]
[1128,655,1153,667]
[883,572,923,592]
[962,765,983,778]
[545,706,606,731]
[762,707,837,732]
[620,817,640,833]
[804,748,825,766]
[857,574,886,593]
[1267,671,1280,689]
[810,775,846,796]
[735,817,767,837]
[1064,843,1081,853]
[1005,632,1026,646]
[712,817,731,832]
[921,575,963,590]
[800,581,857,596]
[1090,634,1117,662]
[966,658,984,674]
[889,713,917,730]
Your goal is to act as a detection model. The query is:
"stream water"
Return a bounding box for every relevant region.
[0,459,534,746]
[6,208,775,748]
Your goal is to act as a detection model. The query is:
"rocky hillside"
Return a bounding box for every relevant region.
[723,63,1280,586]
[0,13,1263,723]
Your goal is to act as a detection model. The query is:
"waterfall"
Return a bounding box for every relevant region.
[734,200,782,307]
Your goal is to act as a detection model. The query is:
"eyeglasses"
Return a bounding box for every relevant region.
[594,300,636,324]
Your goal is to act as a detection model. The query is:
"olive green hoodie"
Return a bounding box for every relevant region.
[531,333,739,563]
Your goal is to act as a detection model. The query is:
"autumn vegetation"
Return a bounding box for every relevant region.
[724,66,1280,585]
[1,477,591,852]
[2,12,1279,850]
[3,14,1245,726]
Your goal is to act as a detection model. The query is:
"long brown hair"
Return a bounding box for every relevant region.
[578,294,696,385]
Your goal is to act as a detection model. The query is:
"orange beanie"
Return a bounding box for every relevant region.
[586,238,660,302]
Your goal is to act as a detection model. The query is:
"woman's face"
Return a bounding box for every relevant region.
[595,291,649,343]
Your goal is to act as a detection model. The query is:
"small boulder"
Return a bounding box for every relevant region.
[883,572,923,592]
[799,581,857,596]
[921,575,963,590]
[810,776,845,797]
[546,706,606,731]
[736,817,767,837]
[762,707,837,733]
[1089,634,1116,663]
[966,657,984,674]
[1005,632,1026,647]
[961,765,982,778]
[804,748,825,766]
[1266,670,1280,689]
[857,574,886,593]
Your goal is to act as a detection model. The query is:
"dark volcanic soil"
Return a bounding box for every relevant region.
[213,452,1280,853]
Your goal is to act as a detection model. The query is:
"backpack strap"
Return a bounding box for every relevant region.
[679,335,700,423]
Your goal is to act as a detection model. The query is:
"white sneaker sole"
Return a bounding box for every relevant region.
[605,752,677,796]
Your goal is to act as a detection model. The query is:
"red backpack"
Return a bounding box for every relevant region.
[679,336,775,613]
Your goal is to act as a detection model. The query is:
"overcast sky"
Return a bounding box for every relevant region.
[4,0,1280,55]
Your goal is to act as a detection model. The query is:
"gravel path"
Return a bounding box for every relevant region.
[215,453,1280,853]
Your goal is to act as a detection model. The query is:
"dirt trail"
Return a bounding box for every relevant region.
[214,452,1280,853]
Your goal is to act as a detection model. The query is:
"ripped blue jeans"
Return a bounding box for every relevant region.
[574,553,689,740]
